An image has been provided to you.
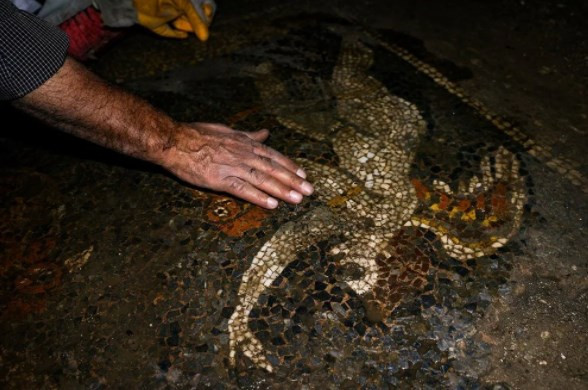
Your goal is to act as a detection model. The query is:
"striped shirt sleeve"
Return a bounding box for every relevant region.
[0,0,69,101]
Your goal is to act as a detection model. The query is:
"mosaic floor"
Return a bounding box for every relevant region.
[1,7,586,389]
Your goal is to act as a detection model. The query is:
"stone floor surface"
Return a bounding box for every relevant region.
[0,1,586,389]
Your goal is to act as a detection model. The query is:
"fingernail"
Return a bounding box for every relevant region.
[296,169,307,179]
[267,197,278,208]
[289,190,303,202]
[301,181,314,195]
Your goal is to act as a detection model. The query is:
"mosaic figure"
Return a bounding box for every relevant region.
[228,38,526,372]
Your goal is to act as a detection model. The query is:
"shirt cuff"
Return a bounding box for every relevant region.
[0,3,69,100]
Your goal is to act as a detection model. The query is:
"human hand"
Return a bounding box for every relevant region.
[158,123,314,209]
[16,59,311,210]
[133,0,216,41]
[16,59,309,209]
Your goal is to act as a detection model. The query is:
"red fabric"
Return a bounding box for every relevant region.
[58,7,119,61]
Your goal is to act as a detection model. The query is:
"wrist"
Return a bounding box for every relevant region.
[145,119,182,167]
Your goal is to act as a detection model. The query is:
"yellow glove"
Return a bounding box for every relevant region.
[133,0,216,41]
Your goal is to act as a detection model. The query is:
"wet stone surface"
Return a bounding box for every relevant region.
[0,10,584,389]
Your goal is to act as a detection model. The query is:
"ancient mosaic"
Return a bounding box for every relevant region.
[228,37,525,372]
[0,13,545,389]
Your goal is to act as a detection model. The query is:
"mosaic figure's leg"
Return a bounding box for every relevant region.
[229,207,339,372]
[330,232,389,295]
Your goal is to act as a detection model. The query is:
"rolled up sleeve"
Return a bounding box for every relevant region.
[0,0,68,101]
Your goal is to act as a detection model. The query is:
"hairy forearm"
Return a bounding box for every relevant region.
[12,57,313,209]
[14,57,173,164]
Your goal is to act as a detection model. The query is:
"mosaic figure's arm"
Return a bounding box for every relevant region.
[254,62,340,141]
[407,147,526,261]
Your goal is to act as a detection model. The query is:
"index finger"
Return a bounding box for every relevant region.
[253,142,307,179]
